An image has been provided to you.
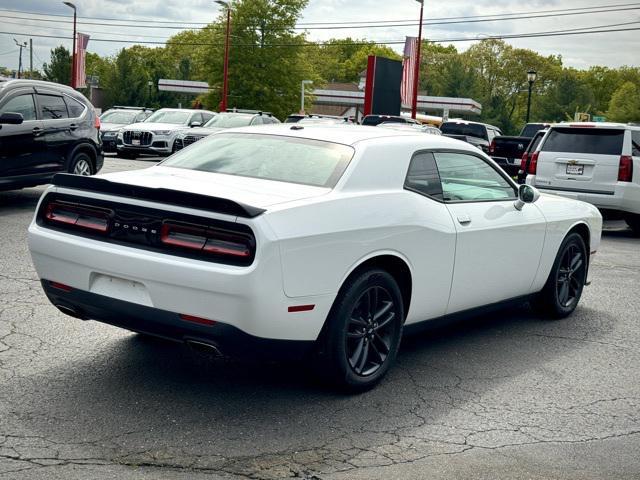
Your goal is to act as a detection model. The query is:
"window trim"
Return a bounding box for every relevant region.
[0,90,38,122]
[403,148,518,204]
[62,93,88,119]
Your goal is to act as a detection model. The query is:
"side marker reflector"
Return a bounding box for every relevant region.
[50,281,73,292]
[288,305,315,313]
[179,314,216,326]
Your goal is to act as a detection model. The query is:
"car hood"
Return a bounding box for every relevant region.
[97,165,330,210]
[124,122,184,132]
[101,122,125,132]
[181,127,224,136]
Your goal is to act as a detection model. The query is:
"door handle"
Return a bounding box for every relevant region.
[32,127,43,137]
[457,214,472,225]
[69,123,78,131]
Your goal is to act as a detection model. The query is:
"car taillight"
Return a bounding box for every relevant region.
[520,152,528,170]
[44,201,111,234]
[489,140,496,155]
[527,151,539,175]
[94,115,101,129]
[618,155,633,182]
[160,222,252,259]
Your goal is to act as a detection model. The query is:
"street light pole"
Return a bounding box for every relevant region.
[525,69,537,124]
[300,80,312,114]
[216,0,231,112]
[13,39,27,79]
[411,0,424,119]
[63,2,77,88]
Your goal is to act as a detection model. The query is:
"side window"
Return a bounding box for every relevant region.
[250,116,263,125]
[632,131,640,157]
[404,151,443,200]
[0,94,37,121]
[434,152,515,202]
[63,96,86,118]
[37,94,68,120]
[202,112,214,123]
[191,113,203,124]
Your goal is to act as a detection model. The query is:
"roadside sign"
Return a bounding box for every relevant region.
[593,115,606,122]
[158,79,210,94]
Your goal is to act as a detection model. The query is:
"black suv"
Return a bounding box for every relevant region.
[0,79,103,191]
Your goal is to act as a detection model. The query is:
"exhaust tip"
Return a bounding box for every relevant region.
[55,304,86,320]
[185,339,223,357]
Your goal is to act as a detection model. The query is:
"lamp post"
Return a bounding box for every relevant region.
[411,0,424,119]
[215,0,231,112]
[13,39,27,79]
[525,69,537,124]
[63,1,77,88]
[300,80,312,114]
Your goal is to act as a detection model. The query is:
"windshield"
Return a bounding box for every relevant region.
[161,133,354,188]
[441,122,487,140]
[144,110,191,124]
[204,114,254,128]
[100,111,138,124]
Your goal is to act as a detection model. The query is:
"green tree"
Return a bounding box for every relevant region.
[607,81,640,123]
[43,46,71,85]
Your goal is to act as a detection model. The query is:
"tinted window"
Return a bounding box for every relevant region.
[0,94,36,121]
[441,122,487,140]
[202,112,214,123]
[521,124,547,137]
[161,133,354,188]
[405,152,443,200]
[527,132,544,153]
[434,152,515,201]
[101,110,138,124]
[64,96,86,118]
[362,115,407,126]
[38,94,68,120]
[632,131,640,157]
[542,128,624,155]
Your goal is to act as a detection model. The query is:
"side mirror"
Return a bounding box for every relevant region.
[0,112,24,125]
[190,121,201,128]
[514,184,540,211]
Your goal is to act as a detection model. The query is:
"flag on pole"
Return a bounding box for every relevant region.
[400,36,418,107]
[74,33,90,88]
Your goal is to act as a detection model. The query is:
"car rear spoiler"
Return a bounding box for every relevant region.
[51,174,266,219]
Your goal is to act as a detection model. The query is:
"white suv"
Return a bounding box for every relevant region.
[526,123,640,234]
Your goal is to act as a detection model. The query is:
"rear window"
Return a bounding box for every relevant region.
[440,122,487,140]
[161,133,354,188]
[527,132,545,153]
[521,124,547,137]
[542,128,624,155]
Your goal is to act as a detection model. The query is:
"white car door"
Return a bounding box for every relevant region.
[433,151,547,313]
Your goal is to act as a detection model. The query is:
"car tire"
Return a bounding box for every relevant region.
[314,269,404,392]
[69,151,94,176]
[535,233,587,319]
[625,215,640,236]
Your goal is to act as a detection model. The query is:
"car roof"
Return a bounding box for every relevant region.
[155,108,216,113]
[551,122,636,130]
[221,124,482,149]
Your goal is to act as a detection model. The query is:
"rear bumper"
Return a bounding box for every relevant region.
[528,176,640,215]
[491,156,520,176]
[42,280,313,360]
[28,219,334,342]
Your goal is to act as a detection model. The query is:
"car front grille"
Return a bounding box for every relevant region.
[122,130,153,146]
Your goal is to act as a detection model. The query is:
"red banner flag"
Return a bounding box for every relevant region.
[74,33,90,88]
[400,36,418,107]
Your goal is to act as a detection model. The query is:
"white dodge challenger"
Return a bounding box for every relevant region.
[28,125,602,390]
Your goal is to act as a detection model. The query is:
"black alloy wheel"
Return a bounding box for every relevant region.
[69,152,93,176]
[315,269,404,391]
[536,233,587,319]
[346,286,397,377]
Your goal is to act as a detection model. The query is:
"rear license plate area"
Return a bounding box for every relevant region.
[566,164,584,175]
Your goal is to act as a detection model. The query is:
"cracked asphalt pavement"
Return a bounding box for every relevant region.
[1,156,639,479]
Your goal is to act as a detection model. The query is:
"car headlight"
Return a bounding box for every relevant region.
[152,130,171,135]
[103,131,117,137]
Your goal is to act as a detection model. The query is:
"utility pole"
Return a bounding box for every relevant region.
[215,0,231,112]
[63,2,77,88]
[13,39,27,79]
[29,39,33,78]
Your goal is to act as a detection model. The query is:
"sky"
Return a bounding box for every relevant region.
[1,0,639,74]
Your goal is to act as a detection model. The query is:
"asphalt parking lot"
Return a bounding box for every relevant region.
[1,156,639,479]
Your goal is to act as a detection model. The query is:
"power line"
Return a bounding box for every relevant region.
[2,24,639,48]
[1,2,638,26]
[0,3,639,31]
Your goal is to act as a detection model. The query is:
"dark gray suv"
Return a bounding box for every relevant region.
[0,79,103,191]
